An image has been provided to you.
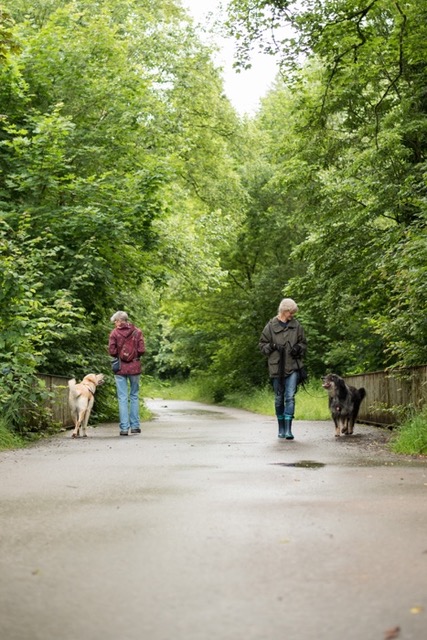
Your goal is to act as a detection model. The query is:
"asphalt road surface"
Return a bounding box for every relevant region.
[0,398,426,640]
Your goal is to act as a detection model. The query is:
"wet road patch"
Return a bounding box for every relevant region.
[172,409,229,419]
[270,460,326,469]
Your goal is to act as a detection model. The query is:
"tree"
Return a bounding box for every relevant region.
[223,0,427,372]
[0,0,248,428]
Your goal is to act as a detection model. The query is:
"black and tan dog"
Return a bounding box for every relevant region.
[322,373,366,437]
[68,373,104,438]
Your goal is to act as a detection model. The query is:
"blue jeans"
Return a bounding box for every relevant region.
[114,374,140,431]
[272,372,299,420]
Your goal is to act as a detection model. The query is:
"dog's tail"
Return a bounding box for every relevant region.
[358,387,366,400]
[68,378,77,394]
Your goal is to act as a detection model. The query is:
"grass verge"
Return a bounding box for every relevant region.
[143,377,330,421]
[390,407,427,456]
[224,382,330,421]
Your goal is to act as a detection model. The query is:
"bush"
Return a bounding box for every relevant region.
[0,417,24,451]
[0,369,54,436]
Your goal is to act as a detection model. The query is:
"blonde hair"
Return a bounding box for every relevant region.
[278,298,298,314]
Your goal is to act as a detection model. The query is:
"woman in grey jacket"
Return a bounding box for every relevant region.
[259,298,307,439]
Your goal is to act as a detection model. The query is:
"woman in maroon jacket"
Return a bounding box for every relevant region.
[109,311,146,436]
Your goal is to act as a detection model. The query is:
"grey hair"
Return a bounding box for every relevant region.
[278,298,298,314]
[110,310,129,323]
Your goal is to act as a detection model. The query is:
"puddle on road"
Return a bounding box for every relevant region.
[270,460,326,469]
[271,459,426,469]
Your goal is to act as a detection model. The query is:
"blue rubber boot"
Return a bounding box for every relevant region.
[278,419,286,438]
[284,416,294,440]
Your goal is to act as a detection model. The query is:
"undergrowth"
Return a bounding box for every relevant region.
[0,418,25,451]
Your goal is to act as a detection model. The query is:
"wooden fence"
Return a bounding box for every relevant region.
[39,374,73,427]
[344,365,427,427]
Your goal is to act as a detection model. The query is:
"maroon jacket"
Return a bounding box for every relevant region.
[108,322,145,376]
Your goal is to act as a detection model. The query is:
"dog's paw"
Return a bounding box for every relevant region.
[71,433,80,438]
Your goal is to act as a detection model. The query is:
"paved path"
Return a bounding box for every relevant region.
[0,399,426,640]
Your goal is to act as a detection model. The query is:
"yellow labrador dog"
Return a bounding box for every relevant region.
[68,373,104,438]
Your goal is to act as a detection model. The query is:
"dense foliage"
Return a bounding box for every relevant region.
[0,0,426,433]
[162,0,427,397]
[0,0,243,430]
[225,0,427,376]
